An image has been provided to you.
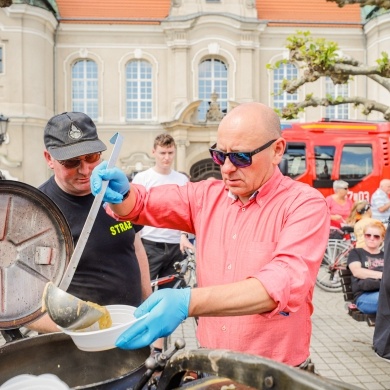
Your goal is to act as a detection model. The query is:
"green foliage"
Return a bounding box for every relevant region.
[269,30,390,121]
[286,31,340,71]
[377,51,390,73]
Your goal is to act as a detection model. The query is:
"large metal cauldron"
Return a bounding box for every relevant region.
[0,333,150,389]
[156,349,363,390]
[0,180,150,389]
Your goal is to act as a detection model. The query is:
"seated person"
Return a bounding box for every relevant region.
[347,221,385,315]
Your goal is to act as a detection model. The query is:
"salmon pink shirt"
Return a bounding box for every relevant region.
[107,169,330,366]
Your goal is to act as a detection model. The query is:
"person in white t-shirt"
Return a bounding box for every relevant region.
[371,179,390,223]
[132,133,194,354]
[132,134,194,286]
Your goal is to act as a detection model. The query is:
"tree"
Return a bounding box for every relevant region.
[269,31,390,120]
[327,0,390,8]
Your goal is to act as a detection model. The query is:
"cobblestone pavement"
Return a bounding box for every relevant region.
[1,286,390,389]
[309,286,390,390]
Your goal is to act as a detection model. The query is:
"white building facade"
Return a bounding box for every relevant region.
[0,0,387,185]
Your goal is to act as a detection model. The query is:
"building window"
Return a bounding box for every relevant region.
[126,60,153,120]
[72,60,98,120]
[0,47,3,73]
[273,63,298,111]
[325,77,349,119]
[198,59,228,121]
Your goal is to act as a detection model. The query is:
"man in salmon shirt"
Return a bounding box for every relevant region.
[90,102,330,368]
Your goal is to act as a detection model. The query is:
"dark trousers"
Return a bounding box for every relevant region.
[142,238,184,289]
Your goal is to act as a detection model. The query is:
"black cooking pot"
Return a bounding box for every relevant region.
[157,349,363,390]
[0,180,150,389]
[0,333,150,389]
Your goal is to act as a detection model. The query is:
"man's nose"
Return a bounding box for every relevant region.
[78,160,91,174]
[221,156,237,174]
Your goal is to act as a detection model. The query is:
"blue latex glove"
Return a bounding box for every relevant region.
[115,288,191,350]
[90,161,130,204]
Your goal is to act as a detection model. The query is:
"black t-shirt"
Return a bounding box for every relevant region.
[374,223,390,359]
[39,176,142,306]
[347,248,384,300]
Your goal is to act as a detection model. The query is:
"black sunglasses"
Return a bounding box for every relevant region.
[58,152,101,169]
[209,139,277,168]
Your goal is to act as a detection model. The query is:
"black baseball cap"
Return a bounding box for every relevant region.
[44,112,107,160]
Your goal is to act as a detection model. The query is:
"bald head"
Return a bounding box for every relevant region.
[218,102,281,141]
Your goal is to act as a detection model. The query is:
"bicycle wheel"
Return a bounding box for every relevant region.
[315,240,350,292]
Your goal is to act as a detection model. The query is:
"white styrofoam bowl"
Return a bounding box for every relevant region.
[59,305,146,352]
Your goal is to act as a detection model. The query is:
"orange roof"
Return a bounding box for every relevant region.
[55,0,362,26]
[257,0,362,27]
[56,0,171,22]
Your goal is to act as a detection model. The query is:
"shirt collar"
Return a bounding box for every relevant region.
[227,168,284,204]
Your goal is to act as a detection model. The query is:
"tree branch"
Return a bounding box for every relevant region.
[327,0,390,8]
[281,96,390,120]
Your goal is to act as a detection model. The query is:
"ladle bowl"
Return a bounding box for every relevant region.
[43,282,104,331]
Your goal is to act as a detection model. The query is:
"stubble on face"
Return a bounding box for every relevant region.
[52,160,100,196]
[216,103,280,203]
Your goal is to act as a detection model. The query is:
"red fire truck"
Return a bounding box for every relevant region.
[279,119,390,201]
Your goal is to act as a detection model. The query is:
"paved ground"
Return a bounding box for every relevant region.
[1,286,390,389]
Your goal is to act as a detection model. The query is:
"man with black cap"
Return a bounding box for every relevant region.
[28,112,151,333]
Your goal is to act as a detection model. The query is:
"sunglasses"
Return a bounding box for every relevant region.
[57,152,101,169]
[209,139,277,168]
[364,233,381,240]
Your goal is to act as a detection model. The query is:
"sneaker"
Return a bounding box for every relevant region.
[375,352,390,363]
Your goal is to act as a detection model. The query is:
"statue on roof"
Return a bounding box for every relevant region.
[172,0,182,7]
[0,0,12,7]
[206,92,224,122]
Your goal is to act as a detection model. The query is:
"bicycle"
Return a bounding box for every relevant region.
[149,248,197,352]
[150,248,196,290]
[315,226,356,292]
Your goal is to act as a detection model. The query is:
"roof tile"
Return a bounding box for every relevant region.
[256,0,361,25]
[56,0,170,21]
[55,0,362,26]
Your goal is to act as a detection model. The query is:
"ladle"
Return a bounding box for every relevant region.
[43,133,123,330]
[43,282,104,331]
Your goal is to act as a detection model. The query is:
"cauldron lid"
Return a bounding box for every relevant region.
[0,180,73,329]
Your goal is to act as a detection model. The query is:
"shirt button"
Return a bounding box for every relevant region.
[242,208,246,212]
[232,234,236,239]
[227,264,232,270]
[222,325,226,331]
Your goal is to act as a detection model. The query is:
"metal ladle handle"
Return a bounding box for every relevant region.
[59,133,123,291]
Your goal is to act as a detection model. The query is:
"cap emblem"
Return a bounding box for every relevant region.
[69,124,83,140]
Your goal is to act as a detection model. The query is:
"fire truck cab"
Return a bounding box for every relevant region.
[279,120,390,201]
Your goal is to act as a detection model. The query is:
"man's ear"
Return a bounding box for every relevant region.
[44,150,55,169]
[272,138,286,165]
